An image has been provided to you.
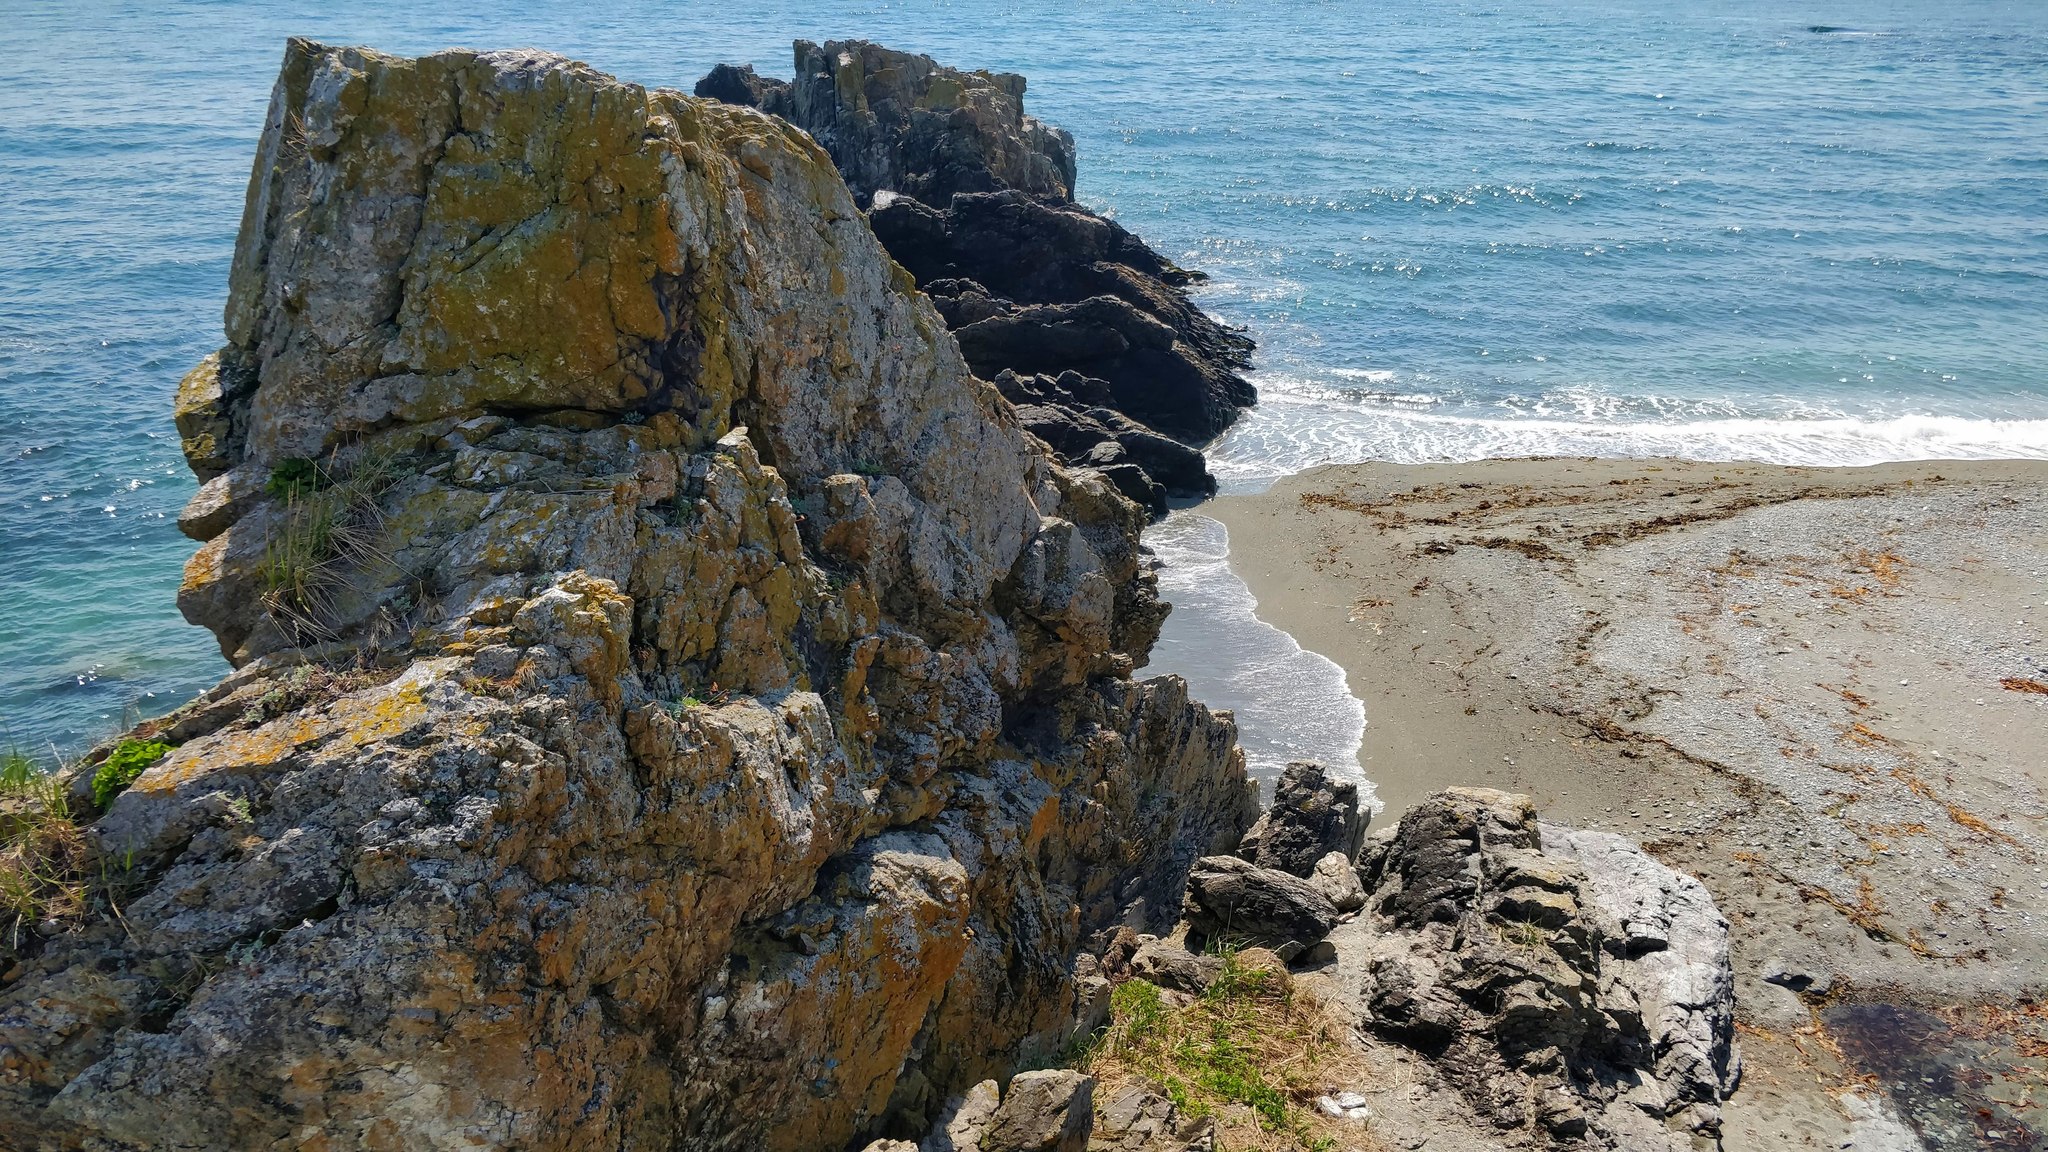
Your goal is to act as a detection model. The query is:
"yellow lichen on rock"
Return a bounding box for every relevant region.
[0,39,1257,1152]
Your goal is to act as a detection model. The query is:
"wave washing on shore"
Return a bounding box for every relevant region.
[1140,514,1367,799]
[1207,390,2048,492]
[1142,388,2048,802]
[4,0,2045,751]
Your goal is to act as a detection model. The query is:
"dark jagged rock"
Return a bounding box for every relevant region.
[755,40,1076,207]
[1237,760,1367,877]
[1182,854,1339,950]
[1337,788,1738,1150]
[997,372,1211,516]
[874,194,1254,446]
[693,61,788,110]
[697,41,1255,509]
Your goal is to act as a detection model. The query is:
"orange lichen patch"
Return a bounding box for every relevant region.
[135,728,298,794]
[328,681,444,745]
[135,669,459,797]
[2000,677,2048,696]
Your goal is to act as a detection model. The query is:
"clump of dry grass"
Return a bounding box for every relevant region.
[1082,949,1362,1152]
[259,443,407,637]
[1,731,160,960]
[0,752,94,953]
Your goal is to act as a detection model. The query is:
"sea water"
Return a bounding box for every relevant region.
[4,1,2044,760]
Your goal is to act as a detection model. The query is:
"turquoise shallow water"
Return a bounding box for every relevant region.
[3,0,2045,750]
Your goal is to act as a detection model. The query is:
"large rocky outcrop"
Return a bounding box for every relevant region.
[697,43,1076,208]
[0,41,1258,1151]
[1343,789,1738,1150]
[697,41,1255,514]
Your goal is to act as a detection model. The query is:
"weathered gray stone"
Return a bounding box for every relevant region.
[0,41,1258,1152]
[1127,934,1225,995]
[918,1079,1000,1152]
[1183,854,1338,948]
[1543,822,1738,1140]
[1310,850,1366,913]
[1333,789,1737,1152]
[983,1070,1094,1152]
[1089,1081,1215,1151]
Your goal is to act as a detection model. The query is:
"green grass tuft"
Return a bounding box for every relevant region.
[2,727,156,956]
[1,748,37,792]
[92,738,170,809]
[1083,949,1354,1151]
[1,749,91,950]
[259,444,408,633]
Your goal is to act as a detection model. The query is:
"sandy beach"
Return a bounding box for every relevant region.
[1209,457,2048,1151]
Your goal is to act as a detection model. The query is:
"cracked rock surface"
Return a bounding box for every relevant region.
[1335,787,1737,1151]
[0,41,1258,1151]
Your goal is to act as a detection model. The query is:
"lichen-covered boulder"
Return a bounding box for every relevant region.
[0,40,1256,1152]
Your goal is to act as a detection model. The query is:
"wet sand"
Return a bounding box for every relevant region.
[1209,457,2048,1151]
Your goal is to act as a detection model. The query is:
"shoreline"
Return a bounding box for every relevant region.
[1208,455,2048,1150]
[1139,509,1368,800]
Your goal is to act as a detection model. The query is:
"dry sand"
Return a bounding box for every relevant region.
[1208,457,2048,1152]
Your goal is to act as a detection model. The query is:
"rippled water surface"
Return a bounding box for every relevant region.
[4,0,2044,747]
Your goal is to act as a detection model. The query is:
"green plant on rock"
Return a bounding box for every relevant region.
[265,457,326,500]
[669,682,732,718]
[1082,948,1349,1151]
[92,738,171,809]
[1491,914,1550,951]
[259,443,407,630]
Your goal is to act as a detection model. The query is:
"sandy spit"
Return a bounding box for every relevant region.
[1209,457,2048,1152]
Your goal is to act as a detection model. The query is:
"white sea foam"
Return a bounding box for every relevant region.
[1149,372,2047,808]
[1208,392,2048,493]
[1141,511,1371,805]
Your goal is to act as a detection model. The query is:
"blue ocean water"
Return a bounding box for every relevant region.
[3,0,2044,752]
